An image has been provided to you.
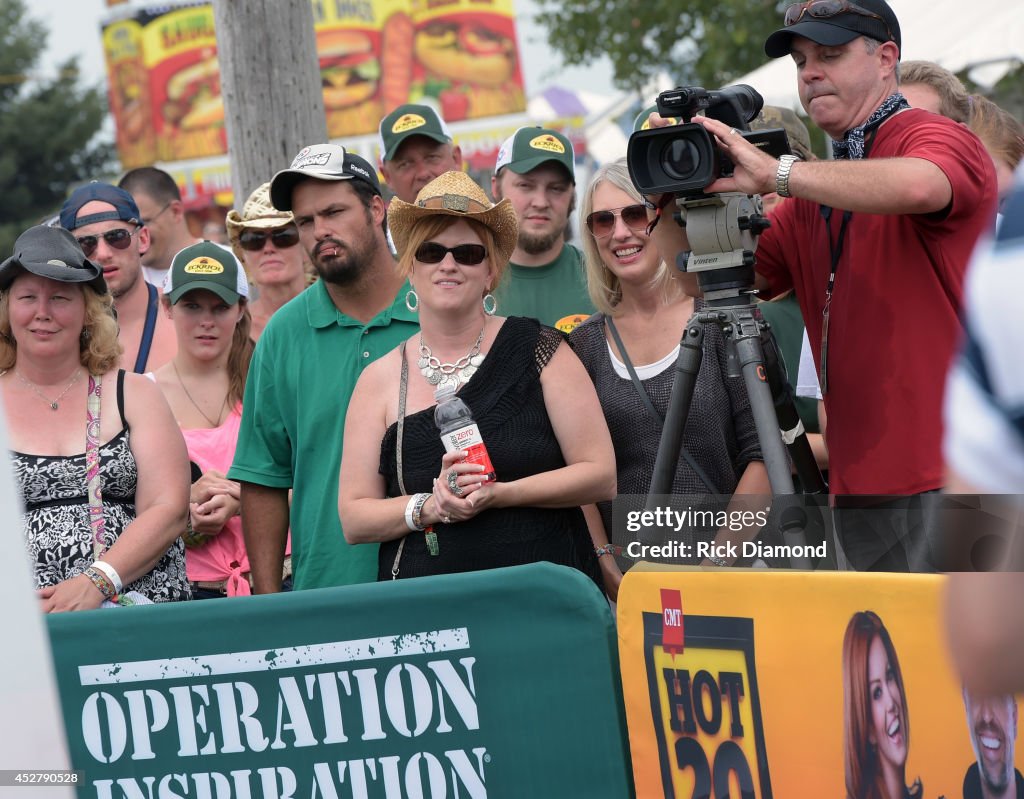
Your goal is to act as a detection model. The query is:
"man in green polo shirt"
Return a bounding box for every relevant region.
[228,144,418,592]
[491,126,595,332]
[378,103,462,204]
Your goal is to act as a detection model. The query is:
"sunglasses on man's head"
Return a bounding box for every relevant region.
[237,226,300,252]
[586,204,649,239]
[783,0,893,40]
[414,242,488,266]
[75,227,138,258]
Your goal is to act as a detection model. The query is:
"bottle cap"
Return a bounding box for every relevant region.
[434,384,457,402]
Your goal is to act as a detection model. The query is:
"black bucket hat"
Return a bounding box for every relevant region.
[0,225,107,293]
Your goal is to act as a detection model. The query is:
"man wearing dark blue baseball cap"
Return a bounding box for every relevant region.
[229,143,418,594]
[61,181,178,373]
[649,0,997,572]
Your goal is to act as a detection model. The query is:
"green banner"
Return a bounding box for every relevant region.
[47,563,632,798]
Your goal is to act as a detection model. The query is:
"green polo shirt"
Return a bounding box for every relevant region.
[496,243,595,331]
[229,279,419,590]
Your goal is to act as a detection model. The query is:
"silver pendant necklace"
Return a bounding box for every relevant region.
[15,368,82,411]
[172,361,227,428]
[418,326,486,393]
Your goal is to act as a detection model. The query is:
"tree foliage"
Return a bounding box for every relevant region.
[0,0,113,254]
[533,0,784,95]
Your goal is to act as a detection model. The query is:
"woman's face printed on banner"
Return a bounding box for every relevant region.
[867,634,908,770]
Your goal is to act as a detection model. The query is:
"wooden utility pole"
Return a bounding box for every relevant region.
[213,0,328,207]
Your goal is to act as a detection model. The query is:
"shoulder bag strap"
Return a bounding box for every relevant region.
[391,343,410,579]
[85,373,106,559]
[606,316,663,425]
[133,282,159,374]
[605,316,721,495]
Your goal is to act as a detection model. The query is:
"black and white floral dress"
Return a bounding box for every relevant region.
[10,375,189,603]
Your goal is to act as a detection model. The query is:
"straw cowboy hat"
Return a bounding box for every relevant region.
[225,182,295,262]
[388,171,518,266]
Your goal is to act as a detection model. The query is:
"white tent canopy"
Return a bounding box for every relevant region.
[730,0,1023,111]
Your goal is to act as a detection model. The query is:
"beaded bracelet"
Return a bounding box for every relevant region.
[91,560,123,595]
[83,566,117,600]
[595,544,620,558]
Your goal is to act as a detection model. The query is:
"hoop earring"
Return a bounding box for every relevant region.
[482,293,497,316]
[405,289,419,313]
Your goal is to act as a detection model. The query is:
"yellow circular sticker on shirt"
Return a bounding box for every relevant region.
[555,314,589,334]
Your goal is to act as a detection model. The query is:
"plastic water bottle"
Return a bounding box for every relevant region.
[434,385,496,482]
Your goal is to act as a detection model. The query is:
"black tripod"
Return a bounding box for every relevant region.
[643,192,830,569]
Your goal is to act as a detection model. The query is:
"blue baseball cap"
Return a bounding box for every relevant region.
[60,181,142,231]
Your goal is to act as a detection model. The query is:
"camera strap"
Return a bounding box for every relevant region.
[644,192,677,236]
[817,205,851,396]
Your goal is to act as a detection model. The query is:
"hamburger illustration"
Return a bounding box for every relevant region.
[162,55,223,131]
[318,29,381,111]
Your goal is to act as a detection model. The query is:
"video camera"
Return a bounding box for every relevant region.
[627,85,791,197]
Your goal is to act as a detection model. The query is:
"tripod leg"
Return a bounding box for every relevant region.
[759,329,827,494]
[733,336,796,495]
[645,322,705,503]
[733,335,816,569]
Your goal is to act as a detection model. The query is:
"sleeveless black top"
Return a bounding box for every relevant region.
[378,317,601,585]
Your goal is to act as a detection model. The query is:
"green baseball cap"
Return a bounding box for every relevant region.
[631,104,680,132]
[378,104,453,162]
[164,241,249,305]
[494,126,575,181]
[749,106,813,161]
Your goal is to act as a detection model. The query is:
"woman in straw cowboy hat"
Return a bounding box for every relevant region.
[0,225,190,610]
[226,182,311,341]
[338,171,615,582]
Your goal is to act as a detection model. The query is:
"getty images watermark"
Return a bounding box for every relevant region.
[612,495,833,567]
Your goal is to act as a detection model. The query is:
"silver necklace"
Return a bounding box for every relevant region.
[172,361,227,427]
[15,368,82,411]
[418,326,486,393]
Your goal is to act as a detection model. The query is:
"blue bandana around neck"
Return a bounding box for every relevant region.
[830,92,909,160]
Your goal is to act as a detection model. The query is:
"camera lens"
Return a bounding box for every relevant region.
[659,138,701,182]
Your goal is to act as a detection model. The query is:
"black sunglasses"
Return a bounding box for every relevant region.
[76,227,138,258]
[586,204,649,238]
[414,242,488,266]
[238,226,300,252]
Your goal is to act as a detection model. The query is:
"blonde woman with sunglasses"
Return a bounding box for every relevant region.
[226,183,311,341]
[568,159,768,598]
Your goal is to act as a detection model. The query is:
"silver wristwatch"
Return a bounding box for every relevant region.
[775,154,798,198]
[708,553,729,567]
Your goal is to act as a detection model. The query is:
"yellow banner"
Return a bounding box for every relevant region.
[140,6,217,68]
[101,0,529,172]
[139,5,223,162]
[102,18,157,169]
[618,569,1023,798]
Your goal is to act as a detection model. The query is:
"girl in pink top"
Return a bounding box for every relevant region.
[151,242,287,597]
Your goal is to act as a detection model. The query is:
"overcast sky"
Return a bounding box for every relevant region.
[28,0,616,98]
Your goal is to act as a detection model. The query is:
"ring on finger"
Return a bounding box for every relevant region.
[730,127,740,136]
[446,470,464,497]
[442,513,452,524]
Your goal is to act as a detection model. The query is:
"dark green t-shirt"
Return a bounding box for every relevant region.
[229,280,419,590]
[496,243,595,331]
[758,292,819,434]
